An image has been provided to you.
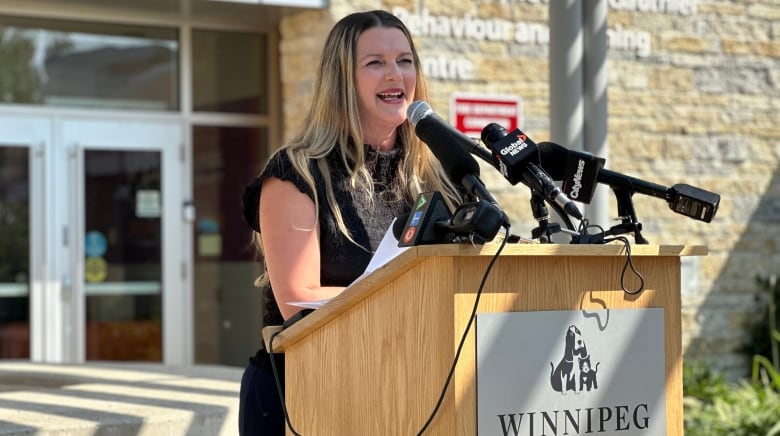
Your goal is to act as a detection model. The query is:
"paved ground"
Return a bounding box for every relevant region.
[0,361,243,435]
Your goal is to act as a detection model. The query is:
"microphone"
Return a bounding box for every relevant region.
[480,123,583,220]
[407,101,510,237]
[537,141,720,223]
[393,192,508,246]
[394,192,452,246]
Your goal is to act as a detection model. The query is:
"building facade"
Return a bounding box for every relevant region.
[0,0,778,379]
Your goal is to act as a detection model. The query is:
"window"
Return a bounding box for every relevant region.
[192,29,268,114]
[192,126,268,365]
[0,15,178,110]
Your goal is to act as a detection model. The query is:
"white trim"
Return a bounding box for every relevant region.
[0,284,29,298]
[84,281,162,296]
[179,20,196,366]
[29,124,49,361]
[0,105,270,127]
[0,0,290,31]
[67,133,85,362]
[207,0,326,8]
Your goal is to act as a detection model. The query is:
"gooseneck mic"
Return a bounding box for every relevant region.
[480,123,583,220]
[537,141,720,223]
[407,100,510,230]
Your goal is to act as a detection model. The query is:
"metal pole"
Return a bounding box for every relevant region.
[549,1,584,233]
[583,0,610,226]
[549,0,583,151]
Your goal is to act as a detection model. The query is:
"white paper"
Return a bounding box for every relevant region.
[350,219,409,285]
[287,299,330,310]
[286,219,408,309]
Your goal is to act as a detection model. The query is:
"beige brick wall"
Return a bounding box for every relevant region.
[279,1,780,380]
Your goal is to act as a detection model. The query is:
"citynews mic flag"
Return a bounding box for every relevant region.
[559,151,605,204]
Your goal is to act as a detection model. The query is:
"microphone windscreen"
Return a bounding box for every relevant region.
[407,100,431,126]
[480,123,539,185]
[480,123,507,148]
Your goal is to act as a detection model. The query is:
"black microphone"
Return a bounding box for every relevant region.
[537,141,720,223]
[394,192,453,246]
[407,101,510,236]
[480,123,583,220]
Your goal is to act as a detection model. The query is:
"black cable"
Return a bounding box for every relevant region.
[547,197,576,232]
[576,220,645,295]
[573,218,607,244]
[415,225,510,435]
[603,235,645,295]
[268,330,303,436]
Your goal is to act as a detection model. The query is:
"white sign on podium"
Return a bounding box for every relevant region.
[476,308,666,436]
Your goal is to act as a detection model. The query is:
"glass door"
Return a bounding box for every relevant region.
[60,118,186,363]
[0,145,32,359]
[0,115,47,361]
[82,149,164,360]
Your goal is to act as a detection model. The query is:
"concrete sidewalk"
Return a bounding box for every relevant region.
[0,361,243,435]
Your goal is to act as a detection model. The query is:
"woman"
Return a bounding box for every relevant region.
[239,10,462,435]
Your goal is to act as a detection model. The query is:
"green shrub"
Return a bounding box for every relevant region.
[683,358,731,404]
[683,270,780,436]
[684,378,780,436]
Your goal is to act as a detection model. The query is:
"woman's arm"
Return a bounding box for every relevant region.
[258,176,345,320]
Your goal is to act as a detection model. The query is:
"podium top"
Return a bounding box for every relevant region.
[262,243,707,351]
[413,242,707,257]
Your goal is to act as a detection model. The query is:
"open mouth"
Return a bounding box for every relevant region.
[377,91,404,101]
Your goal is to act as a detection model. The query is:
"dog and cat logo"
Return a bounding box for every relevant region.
[549,325,600,394]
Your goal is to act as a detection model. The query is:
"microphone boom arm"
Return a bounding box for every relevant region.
[609,187,649,244]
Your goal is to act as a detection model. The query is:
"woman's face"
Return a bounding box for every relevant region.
[354,26,417,138]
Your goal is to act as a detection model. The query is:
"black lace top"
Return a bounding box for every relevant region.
[242,146,408,327]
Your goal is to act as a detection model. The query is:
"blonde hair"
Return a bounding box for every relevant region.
[254,10,460,285]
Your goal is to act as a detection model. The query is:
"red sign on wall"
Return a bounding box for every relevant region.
[450,93,522,138]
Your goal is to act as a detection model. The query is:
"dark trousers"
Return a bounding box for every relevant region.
[238,349,285,435]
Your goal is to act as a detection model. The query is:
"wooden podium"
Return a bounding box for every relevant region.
[263,243,706,435]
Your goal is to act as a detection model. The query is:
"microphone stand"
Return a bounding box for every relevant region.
[604,188,649,244]
[530,191,561,243]
[467,142,579,242]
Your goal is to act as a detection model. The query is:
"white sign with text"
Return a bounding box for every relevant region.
[476,308,666,436]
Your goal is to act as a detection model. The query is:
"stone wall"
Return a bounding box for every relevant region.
[279,0,780,380]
